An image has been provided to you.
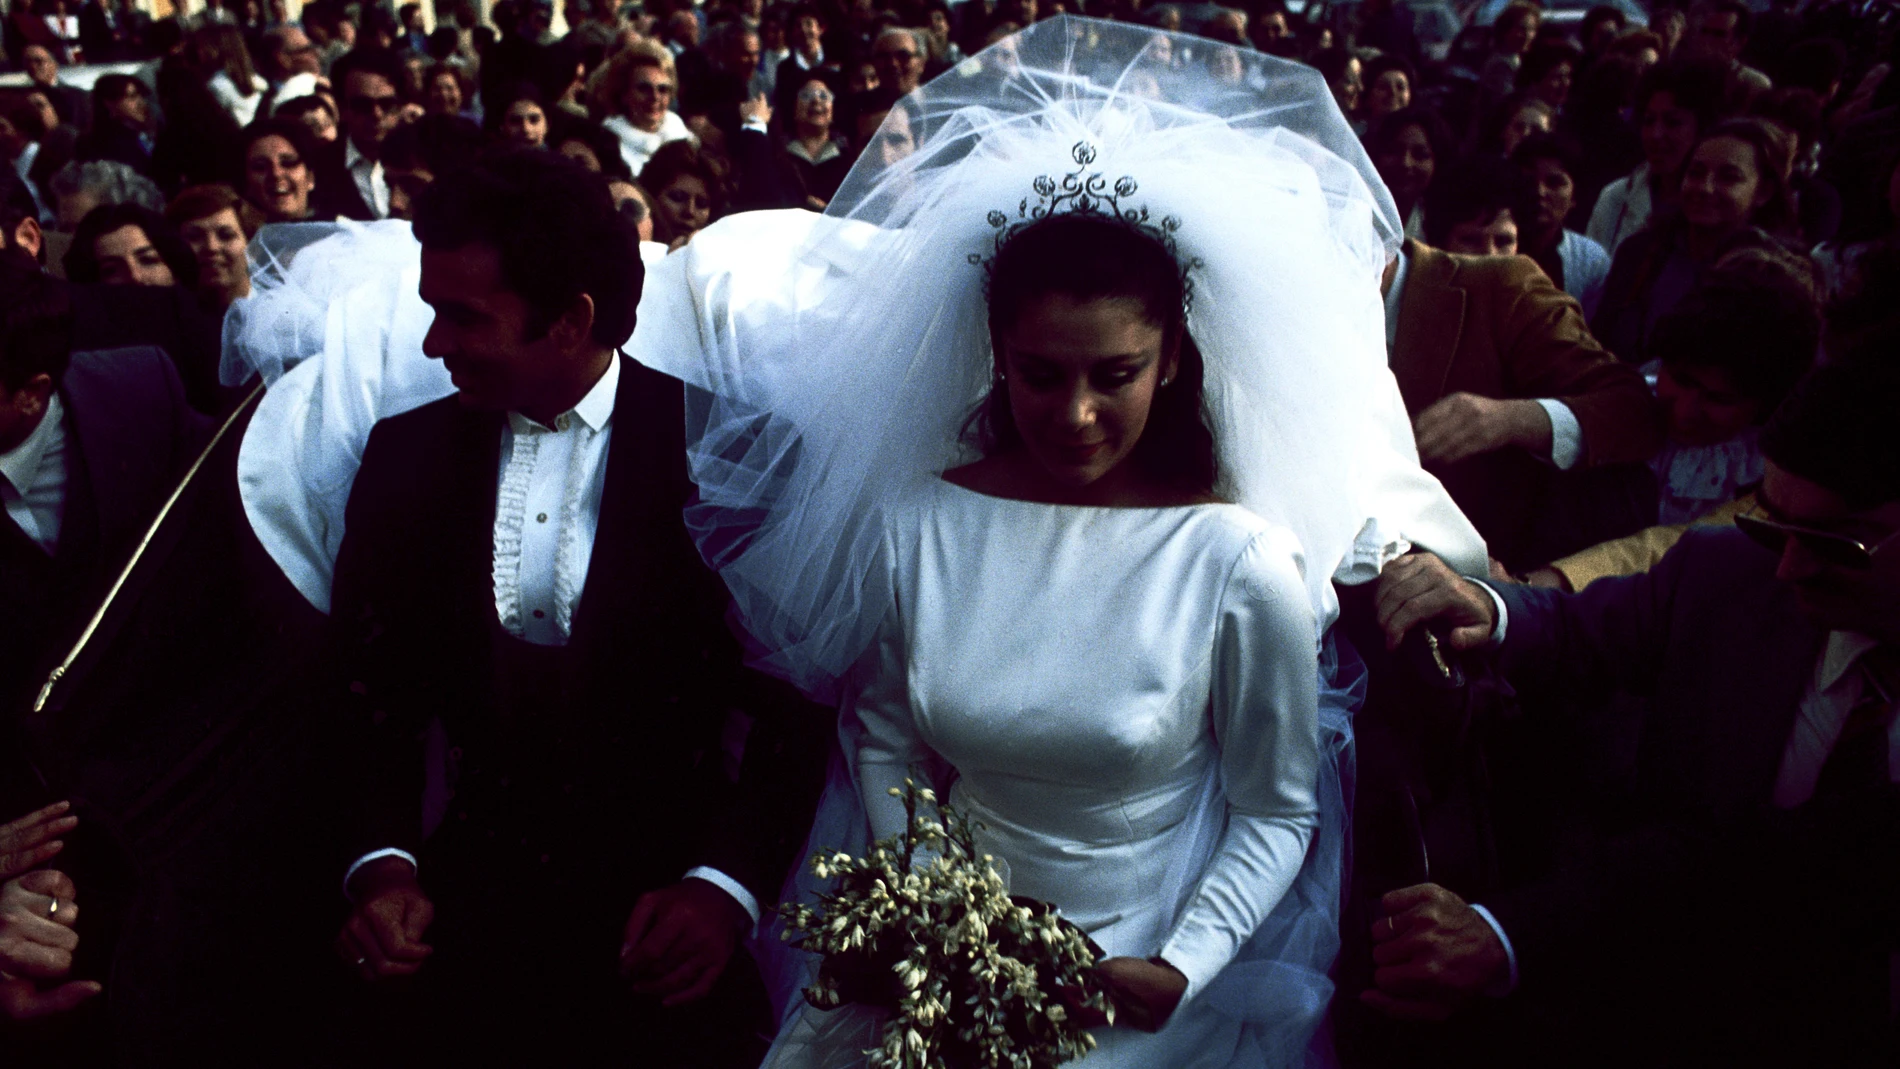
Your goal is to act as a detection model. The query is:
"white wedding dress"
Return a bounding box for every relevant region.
[766,479,1328,1068]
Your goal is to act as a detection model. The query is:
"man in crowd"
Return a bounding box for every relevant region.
[1382,226,1664,574]
[325,46,408,220]
[1368,357,1900,1065]
[18,45,90,136]
[328,151,829,1064]
[871,25,928,97]
[257,23,324,92]
[1686,0,1771,95]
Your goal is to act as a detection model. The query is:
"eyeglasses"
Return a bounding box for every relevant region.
[347,94,401,115]
[797,86,834,103]
[876,49,921,61]
[1734,511,1900,571]
[629,81,674,96]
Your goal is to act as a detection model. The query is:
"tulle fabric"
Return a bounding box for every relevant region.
[628,16,1485,702]
[752,635,1364,1068]
[223,221,455,610]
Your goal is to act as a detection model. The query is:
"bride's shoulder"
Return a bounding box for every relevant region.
[1196,509,1308,597]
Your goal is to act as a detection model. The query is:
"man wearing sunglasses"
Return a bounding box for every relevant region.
[1365,357,1900,1064]
[323,46,408,221]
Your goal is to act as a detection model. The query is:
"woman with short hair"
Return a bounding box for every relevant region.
[638,138,723,249]
[592,42,696,177]
[237,117,325,222]
[167,183,260,312]
[64,201,197,288]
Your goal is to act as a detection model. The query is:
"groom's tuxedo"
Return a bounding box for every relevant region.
[326,356,830,1062]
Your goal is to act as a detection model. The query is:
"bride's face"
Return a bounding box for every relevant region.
[999,294,1174,489]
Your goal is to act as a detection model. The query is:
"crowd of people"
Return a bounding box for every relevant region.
[0,0,1896,1066]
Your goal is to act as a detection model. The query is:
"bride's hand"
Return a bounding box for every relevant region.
[1067,956,1188,1032]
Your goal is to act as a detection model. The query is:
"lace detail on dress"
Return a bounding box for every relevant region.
[492,428,542,637]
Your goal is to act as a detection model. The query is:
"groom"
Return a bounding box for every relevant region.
[325,151,830,1064]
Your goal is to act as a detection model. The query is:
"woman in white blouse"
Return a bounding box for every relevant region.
[592,42,696,178]
[195,24,270,128]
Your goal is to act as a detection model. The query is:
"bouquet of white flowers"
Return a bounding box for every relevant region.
[780,780,1114,1069]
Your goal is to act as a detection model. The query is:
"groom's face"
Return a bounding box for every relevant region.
[419,242,566,414]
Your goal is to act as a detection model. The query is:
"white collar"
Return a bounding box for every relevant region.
[1819,630,1884,695]
[796,48,823,68]
[786,137,841,164]
[0,392,63,494]
[1382,246,1411,350]
[344,137,374,170]
[507,351,619,435]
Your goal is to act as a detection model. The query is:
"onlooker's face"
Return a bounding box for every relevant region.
[866,105,916,167]
[1584,16,1622,55]
[276,27,321,76]
[793,15,823,54]
[26,92,59,133]
[624,64,674,131]
[927,10,950,44]
[1367,70,1410,118]
[22,46,57,86]
[872,32,925,94]
[386,165,434,220]
[428,71,464,114]
[1257,12,1289,47]
[1500,104,1550,156]
[1757,463,1900,638]
[1208,45,1243,84]
[1655,362,1758,445]
[557,138,603,170]
[94,225,177,286]
[1689,8,1743,62]
[1374,122,1435,212]
[849,59,879,94]
[1681,134,1766,231]
[105,83,151,128]
[724,31,762,76]
[1497,13,1537,55]
[503,100,548,147]
[1331,58,1363,115]
[420,242,577,413]
[667,11,699,47]
[1527,156,1575,231]
[297,101,340,141]
[1534,60,1572,110]
[794,80,833,130]
[342,71,403,150]
[179,207,249,300]
[1641,90,1697,176]
[655,174,711,243]
[245,133,315,220]
[1444,208,1518,256]
[997,295,1174,491]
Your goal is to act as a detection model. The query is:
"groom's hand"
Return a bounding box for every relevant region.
[620,878,750,1007]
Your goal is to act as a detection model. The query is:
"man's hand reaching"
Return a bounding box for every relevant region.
[620,878,750,1007]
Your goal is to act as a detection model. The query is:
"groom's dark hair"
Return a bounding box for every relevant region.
[413,148,643,346]
[973,213,1218,497]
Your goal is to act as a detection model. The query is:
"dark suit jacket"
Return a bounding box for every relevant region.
[1482,529,1898,1064]
[67,282,228,414]
[1392,241,1666,571]
[313,135,377,222]
[327,360,830,943]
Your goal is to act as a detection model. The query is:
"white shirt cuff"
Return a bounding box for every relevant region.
[741,117,768,134]
[683,866,761,932]
[1468,903,1520,996]
[1536,398,1583,471]
[1472,578,1509,646]
[343,848,418,900]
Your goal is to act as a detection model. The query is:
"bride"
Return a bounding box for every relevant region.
[627,16,1487,1067]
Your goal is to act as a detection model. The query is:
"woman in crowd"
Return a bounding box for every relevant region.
[780,75,849,210]
[1368,105,1452,242]
[1594,117,1797,363]
[1587,55,1733,255]
[424,62,474,120]
[490,82,552,149]
[593,42,695,177]
[63,201,196,287]
[1480,1,1541,96]
[1526,265,1819,590]
[75,74,155,176]
[1312,46,1363,128]
[166,182,259,313]
[1518,39,1581,114]
[238,117,324,222]
[639,138,722,249]
[1512,132,1614,315]
[1360,54,1415,128]
[196,24,268,128]
[1475,92,1554,161]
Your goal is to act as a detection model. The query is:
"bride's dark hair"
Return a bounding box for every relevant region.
[969,214,1218,496]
